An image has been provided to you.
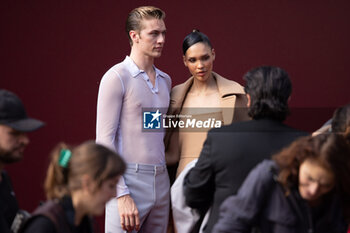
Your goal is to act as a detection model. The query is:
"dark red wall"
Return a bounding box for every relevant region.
[1,0,350,229]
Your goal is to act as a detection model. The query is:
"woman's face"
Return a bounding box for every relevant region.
[87,176,120,216]
[183,42,215,82]
[298,158,335,203]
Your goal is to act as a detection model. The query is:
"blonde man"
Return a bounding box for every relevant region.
[96,6,171,233]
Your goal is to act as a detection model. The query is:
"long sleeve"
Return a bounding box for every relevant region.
[96,68,129,197]
[212,160,276,233]
[183,134,215,211]
[0,215,11,233]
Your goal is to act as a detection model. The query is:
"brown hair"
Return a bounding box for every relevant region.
[126,6,165,46]
[273,133,350,220]
[44,141,125,200]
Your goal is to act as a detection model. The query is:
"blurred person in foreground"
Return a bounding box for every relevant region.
[0,89,44,233]
[214,133,350,233]
[21,141,126,233]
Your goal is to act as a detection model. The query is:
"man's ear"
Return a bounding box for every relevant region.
[246,94,251,107]
[129,30,139,44]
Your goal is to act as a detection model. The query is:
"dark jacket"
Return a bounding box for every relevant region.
[0,171,19,233]
[184,118,307,233]
[213,160,348,233]
[21,196,93,233]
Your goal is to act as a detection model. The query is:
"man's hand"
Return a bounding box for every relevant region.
[117,194,140,232]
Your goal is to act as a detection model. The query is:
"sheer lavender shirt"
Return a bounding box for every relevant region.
[96,56,171,197]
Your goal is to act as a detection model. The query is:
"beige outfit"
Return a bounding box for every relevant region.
[177,111,223,176]
[165,72,248,176]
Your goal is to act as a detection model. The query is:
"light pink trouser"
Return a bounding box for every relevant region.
[105,163,170,233]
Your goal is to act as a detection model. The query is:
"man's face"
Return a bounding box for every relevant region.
[0,125,29,164]
[135,18,166,58]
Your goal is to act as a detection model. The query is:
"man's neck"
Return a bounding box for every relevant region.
[129,49,155,74]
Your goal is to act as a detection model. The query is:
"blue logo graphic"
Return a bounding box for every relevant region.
[143,110,162,129]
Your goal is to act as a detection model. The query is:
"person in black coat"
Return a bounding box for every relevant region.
[183,66,308,233]
[0,89,45,233]
[213,133,350,233]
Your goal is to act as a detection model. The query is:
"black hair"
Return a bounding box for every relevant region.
[243,66,292,121]
[332,104,350,133]
[182,30,212,55]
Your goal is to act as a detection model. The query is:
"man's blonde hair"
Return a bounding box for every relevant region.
[126,6,165,46]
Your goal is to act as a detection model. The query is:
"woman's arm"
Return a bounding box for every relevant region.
[213,160,276,233]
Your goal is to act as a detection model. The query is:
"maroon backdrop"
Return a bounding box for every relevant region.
[1,0,350,231]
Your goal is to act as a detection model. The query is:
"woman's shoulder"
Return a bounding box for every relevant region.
[171,83,185,94]
[212,72,245,95]
[244,159,279,186]
[21,216,56,233]
[170,77,194,100]
[172,77,193,91]
[22,200,69,233]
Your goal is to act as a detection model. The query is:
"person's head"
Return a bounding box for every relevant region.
[126,6,166,57]
[45,141,126,216]
[243,66,292,121]
[273,133,350,208]
[182,30,215,83]
[0,89,44,165]
[331,104,350,136]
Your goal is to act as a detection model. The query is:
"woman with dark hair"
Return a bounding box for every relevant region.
[313,103,350,136]
[21,141,126,233]
[213,133,350,233]
[165,30,248,233]
[332,104,350,134]
[165,30,248,177]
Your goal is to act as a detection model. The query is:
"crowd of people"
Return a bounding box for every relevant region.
[1,5,349,233]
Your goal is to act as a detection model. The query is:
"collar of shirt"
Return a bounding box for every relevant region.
[124,56,166,94]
